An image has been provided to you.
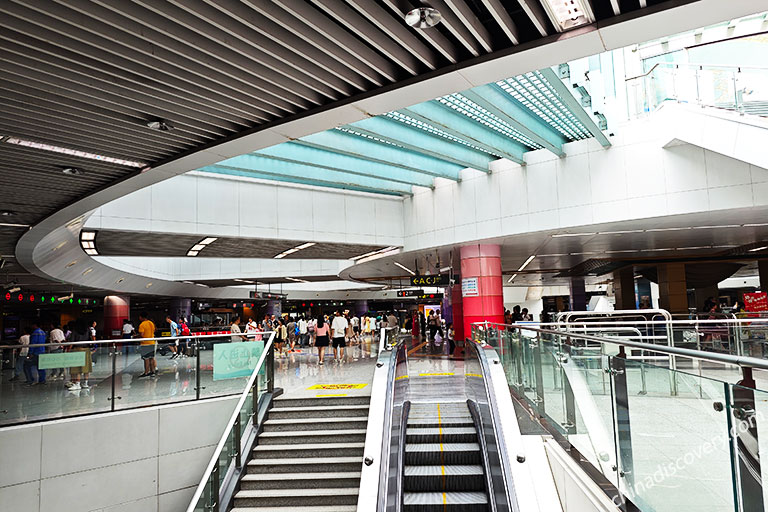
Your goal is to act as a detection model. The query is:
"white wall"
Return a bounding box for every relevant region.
[402,105,768,252]
[0,396,238,512]
[85,172,404,248]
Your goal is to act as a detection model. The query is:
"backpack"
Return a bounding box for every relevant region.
[180,323,190,336]
[294,324,300,335]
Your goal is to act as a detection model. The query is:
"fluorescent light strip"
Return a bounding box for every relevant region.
[356,248,401,264]
[517,255,535,272]
[750,246,768,252]
[80,232,96,241]
[393,261,416,276]
[507,273,518,283]
[5,137,145,167]
[199,237,218,245]
[351,246,399,261]
[187,250,199,257]
[285,277,310,283]
[274,242,317,259]
[191,244,206,251]
[187,237,218,257]
[0,222,30,228]
[85,249,98,255]
[551,232,596,237]
[234,279,255,284]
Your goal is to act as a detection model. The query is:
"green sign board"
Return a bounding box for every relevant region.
[38,351,86,369]
[213,342,264,381]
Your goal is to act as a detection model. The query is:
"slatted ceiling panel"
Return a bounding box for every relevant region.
[193,275,342,287]
[92,230,393,260]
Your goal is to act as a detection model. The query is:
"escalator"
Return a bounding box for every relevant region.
[403,400,488,511]
[373,337,522,512]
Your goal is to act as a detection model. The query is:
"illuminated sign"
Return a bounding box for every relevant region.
[397,289,424,297]
[410,275,451,286]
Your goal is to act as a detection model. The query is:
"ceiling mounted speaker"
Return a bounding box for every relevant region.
[405,7,441,28]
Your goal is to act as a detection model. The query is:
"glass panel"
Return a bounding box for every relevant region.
[191,477,213,512]
[199,338,265,398]
[620,360,735,512]
[732,383,765,512]
[0,343,113,426]
[113,340,196,411]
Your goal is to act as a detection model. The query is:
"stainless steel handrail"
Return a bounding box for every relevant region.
[186,331,276,512]
[0,331,273,349]
[479,323,768,371]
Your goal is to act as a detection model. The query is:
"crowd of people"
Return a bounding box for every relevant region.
[504,305,534,324]
[8,318,98,389]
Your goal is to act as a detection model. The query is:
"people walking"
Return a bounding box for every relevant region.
[9,327,30,382]
[167,315,180,358]
[314,316,330,365]
[66,319,93,391]
[137,312,157,378]
[24,320,47,386]
[331,311,348,363]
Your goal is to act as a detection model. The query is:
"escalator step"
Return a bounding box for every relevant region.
[405,443,481,465]
[403,491,489,511]
[403,465,485,491]
[406,427,477,443]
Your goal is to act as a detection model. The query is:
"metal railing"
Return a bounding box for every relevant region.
[186,331,276,512]
[626,61,768,119]
[0,331,274,427]
[473,321,767,512]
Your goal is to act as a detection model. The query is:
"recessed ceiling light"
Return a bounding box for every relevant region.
[82,267,93,276]
[146,119,174,131]
[295,242,316,250]
[62,167,83,176]
[507,273,518,283]
[191,244,206,251]
[0,210,15,217]
[199,237,217,245]
[85,249,98,255]
[749,246,768,252]
[405,7,441,28]
[66,260,77,268]
[115,277,125,284]
[80,232,96,241]
[517,255,535,272]
[187,250,199,257]
[145,282,153,288]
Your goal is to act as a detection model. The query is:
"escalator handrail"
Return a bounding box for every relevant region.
[467,340,520,512]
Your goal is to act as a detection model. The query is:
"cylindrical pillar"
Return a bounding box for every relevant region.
[570,277,587,311]
[103,295,130,339]
[658,263,688,313]
[265,299,282,317]
[450,285,463,341]
[460,244,504,339]
[170,298,191,322]
[613,267,636,310]
[354,300,369,317]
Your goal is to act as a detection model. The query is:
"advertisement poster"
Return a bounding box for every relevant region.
[213,342,264,380]
[744,292,768,312]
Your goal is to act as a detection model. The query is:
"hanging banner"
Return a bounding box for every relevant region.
[213,341,264,380]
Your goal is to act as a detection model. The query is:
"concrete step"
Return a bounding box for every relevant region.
[258,429,367,445]
[268,404,369,420]
[253,443,365,459]
[403,491,488,511]
[240,471,361,490]
[234,488,359,508]
[263,417,368,432]
[406,427,477,443]
[247,457,361,474]
[405,443,481,465]
[404,465,485,492]
[273,396,370,408]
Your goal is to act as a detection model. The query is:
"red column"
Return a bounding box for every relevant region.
[103,295,130,339]
[450,284,464,341]
[460,244,504,338]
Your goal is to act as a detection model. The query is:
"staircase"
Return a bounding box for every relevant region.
[403,401,489,511]
[232,395,370,512]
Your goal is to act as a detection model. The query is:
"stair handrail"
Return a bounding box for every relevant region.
[186,331,276,512]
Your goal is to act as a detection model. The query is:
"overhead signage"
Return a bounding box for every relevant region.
[397,289,424,297]
[38,351,86,370]
[462,277,479,297]
[213,341,265,380]
[410,275,451,286]
[744,292,768,312]
[250,291,287,300]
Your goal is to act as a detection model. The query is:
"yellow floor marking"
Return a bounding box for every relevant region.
[407,342,427,355]
[418,372,454,376]
[307,383,368,390]
[316,393,348,397]
[437,402,446,509]
[395,374,409,381]
[465,373,483,378]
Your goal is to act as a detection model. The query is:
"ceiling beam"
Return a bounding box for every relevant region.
[515,0,550,37]
[400,101,528,164]
[298,129,463,181]
[419,0,484,56]
[256,142,436,188]
[479,0,520,44]
[203,164,412,197]
[442,0,495,51]
[347,116,494,172]
[461,84,566,156]
[538,67,611,148]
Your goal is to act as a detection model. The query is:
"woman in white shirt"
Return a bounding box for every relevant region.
[9,328,30,382]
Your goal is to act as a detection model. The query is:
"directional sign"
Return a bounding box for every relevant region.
[410,275,451,286]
